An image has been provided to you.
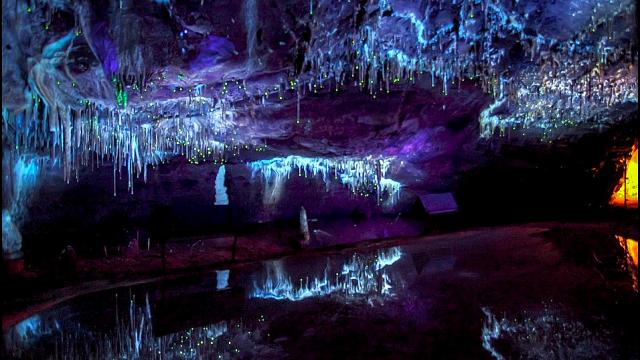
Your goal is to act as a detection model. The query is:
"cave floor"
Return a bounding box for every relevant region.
[3,220,638,358]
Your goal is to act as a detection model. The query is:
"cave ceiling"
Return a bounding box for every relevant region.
[2,0,637,195]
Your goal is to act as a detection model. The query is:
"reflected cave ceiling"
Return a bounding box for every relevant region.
[2,0,638,198]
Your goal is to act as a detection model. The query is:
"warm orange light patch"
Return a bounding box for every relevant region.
[616,235,638,267]
[610,140,638,208]
[628,239,639,268]
[616,235,638,292]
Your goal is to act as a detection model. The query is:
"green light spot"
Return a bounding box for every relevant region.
[114,80,128,108]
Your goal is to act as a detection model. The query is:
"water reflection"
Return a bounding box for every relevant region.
[615,235,638,292]
[481,305,615,360]
[251,247,403,303]
[4,247,407,359]
[4,314,59,354]
[5,293,282,359]
[216,270,230,290]
[3,240,635,359]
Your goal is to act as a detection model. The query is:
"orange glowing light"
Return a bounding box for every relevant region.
[610,140,638,208]
[616,235,638,292]
[628,239,639,268]
[616,235,638,268]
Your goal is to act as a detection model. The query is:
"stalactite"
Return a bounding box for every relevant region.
[1,0,636,203]
[248,155,401,206]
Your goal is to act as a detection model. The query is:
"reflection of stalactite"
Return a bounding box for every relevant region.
[251,247,403,303]
[481,306,616,359]
[4,292,241,359]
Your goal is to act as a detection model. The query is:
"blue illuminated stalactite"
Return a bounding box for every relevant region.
[247,155,401,206]
[0,0,635,201]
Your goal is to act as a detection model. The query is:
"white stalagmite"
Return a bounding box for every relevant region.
[214,165,229,205]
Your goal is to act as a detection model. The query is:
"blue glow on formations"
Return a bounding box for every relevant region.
[2,211,22,257]
[216,269,230,290]
[4,293,237,359]
[1,0,636,203]
[248,156,401,205]
[251,247,403,303]
[214,165,229,205]
[5,92,240,195]
[0,0,636,261]
[2,155,45,256]
[1,1,638,357]
[305,0,636,131]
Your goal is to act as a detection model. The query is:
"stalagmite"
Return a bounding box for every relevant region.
[299,206,311,247]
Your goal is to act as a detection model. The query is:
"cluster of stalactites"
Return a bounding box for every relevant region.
[476,10,637,137]
[164,0,636,118]
[302,0,520,98]
[480,57,637,139]
[299,0,636,138]
[5,0,637,202]
[3,89,245,195]
[247,155,401,206]
[307,0,633,94]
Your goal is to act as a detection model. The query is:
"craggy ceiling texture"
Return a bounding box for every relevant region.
[2,0,638,253]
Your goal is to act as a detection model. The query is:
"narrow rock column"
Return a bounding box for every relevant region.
[300,206,311,248]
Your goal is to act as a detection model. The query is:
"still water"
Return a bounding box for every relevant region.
[4,228,639,359]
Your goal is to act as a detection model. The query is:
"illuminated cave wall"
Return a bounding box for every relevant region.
[2,0,638,254]
[610,141,638,208]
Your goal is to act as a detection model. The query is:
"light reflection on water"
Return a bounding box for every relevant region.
[251,247,403,303]
[3,241,636,359]
[4,293,281,360]
[615,235,638,292]
[481,305,616,360]
[4,246,407,359]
